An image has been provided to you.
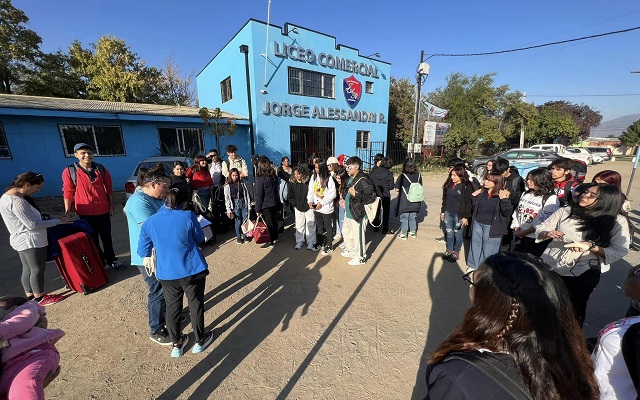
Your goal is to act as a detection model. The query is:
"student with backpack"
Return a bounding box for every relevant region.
[62,143,126,269]
[394,158,424,240]
[548,157,580,207]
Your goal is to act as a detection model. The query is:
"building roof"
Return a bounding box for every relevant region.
[0,94,244,120]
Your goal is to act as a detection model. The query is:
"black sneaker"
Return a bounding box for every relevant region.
[311,244,323,252]
[150,328,172,346]
[236,237,244,244]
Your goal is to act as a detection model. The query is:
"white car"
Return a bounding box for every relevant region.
[565,148,593,165]
[124,156,192,198]
[592,154,604,164]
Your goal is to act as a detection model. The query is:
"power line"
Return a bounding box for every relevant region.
[527,94,640,97]
[426,26,640,58]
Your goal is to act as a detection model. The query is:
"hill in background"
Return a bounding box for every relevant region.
[591,114,640,138]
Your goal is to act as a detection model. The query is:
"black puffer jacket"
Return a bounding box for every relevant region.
[346,172,377,223]
[369,166,394,198]
[440,181,473,219]
[287,179,310,212]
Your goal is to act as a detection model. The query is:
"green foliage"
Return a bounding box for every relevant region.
[69,36,164,103]
[0,0,43,94]
[388,77,415,142]
[535,103,580,144]
[541,100,602,141]
[16,50,86,98]
[619,119,640,148]
[199,107,236,151]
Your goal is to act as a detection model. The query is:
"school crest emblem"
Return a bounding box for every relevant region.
[343,75,362,109]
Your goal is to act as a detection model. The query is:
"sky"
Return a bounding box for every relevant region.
[13,0,640,125]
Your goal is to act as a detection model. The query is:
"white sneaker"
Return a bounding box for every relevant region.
[348,257,366,266]
[341,250,353,258]
[333,234,342,240]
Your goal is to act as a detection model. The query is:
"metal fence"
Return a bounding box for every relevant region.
[356,141,446,172]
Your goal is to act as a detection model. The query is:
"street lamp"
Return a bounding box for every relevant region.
[239,44,256,161]
[410,50,430,159]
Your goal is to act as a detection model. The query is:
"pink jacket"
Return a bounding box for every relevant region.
[0,302,64,363]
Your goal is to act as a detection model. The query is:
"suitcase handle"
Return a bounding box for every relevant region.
[82,253,94,274]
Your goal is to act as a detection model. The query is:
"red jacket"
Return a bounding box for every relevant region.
[62,164,113,215]
[185,167,213,189]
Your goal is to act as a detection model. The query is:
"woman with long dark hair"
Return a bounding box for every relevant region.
[440,165,473,262]
[169,161,191,197]
[467,172,512,270]
[394,158,423,239]
[185,155,213,213]
[511,168,559,257]
[536,183,630,326]
[0,172,74,306]
[369,155,394,234]
[254,156,280,247]
[426,252,600,400]
[224,168,251,244]
[138,188,214,358]
[307,158,336,254]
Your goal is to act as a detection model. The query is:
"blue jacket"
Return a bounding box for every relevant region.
[254,175,280,212]
[125,190,164,266]
[137,207,207,280]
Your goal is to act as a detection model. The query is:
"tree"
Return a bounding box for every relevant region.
[540,101,602,141]
[16,50,87,98]
[535,104,579,144]
[157,55,195,106]
[387,77,415,142]
[619,119,640,153]
[0,0,42,94]
[69,36,163,103]
[199,107,236,152]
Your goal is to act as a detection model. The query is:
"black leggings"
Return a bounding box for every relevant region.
[314,211,333,247]
[560,269,601,327]
[18,246,48,294]
[261,205,279,242]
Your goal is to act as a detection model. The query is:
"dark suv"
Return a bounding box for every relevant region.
[586,147,612,161]
[470,149,559,177]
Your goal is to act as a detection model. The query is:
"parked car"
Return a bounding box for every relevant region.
[125,156,192,198]
[565,147,593,165]
[530,144,567,155]
[470,149,560,177]
[587,146,612,161]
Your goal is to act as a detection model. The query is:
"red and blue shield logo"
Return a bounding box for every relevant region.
[343,75,362,109]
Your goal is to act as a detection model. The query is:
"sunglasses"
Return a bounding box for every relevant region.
[346,165,357,171]
[462,270,474,287]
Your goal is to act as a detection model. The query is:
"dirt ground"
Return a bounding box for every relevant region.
[0,161,638,399]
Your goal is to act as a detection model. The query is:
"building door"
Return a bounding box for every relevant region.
[290,126,335,165]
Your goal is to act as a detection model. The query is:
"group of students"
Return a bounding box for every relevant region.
[426,155,633,399]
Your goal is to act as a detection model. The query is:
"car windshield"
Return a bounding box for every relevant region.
[134,161,188,176]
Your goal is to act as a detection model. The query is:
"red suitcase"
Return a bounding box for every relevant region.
[55,232,108,295]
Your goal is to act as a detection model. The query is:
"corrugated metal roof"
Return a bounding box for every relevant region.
[0,94,244,120]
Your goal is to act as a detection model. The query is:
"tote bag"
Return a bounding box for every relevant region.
[252,215,271,244]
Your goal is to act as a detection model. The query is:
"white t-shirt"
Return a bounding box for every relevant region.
[511,191,559,238]
[0,194,60,251]
[592,316,640,399]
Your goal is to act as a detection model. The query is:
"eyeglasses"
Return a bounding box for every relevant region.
[346,165,357,171]
[462,270,474,287]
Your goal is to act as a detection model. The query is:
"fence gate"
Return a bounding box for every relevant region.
[290,126,335,165]
[356,141,386,170]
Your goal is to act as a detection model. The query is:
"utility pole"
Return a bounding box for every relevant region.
[519,92,526,148]
[410,51,429,159]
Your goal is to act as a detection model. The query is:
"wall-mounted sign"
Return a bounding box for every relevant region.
[262,101,385,124]
[343,75,361,109]
[273,42,380,79]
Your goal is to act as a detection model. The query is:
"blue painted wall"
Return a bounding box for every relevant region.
[0,111,248,196]
[197,19,391,163]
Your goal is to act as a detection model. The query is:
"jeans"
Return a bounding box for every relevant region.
[399,212,417,234]
[336,206,345,236]
[78,213,116,265]
[467,221,502,270]
[261,205,279,242]
[443,211,463,252]
[137,265,166,335]
[233,199,248,239]
[160,270,208,344]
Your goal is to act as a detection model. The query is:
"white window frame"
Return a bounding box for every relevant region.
[356,130,370,149]
[365,81,373,94]
[221,76,232,103]
[0,123,11,159]
[59,124,125,157]
[158,127,204,153]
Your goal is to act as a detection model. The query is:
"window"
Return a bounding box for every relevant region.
[290,126,335,165]
[356,130,370,149]
[501,152,519,158]
[220,77,232,103]
[519,152,538,159]
[365,81,373,94]
[158,127,204,154]
[288,67,335,98]
[59,125,125,157]
[0,123,11,159]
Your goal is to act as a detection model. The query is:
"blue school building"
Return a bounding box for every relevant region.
[196,19,391,166]
[0,94,245,196]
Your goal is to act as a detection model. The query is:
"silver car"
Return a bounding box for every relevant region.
[124,156,192,198]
